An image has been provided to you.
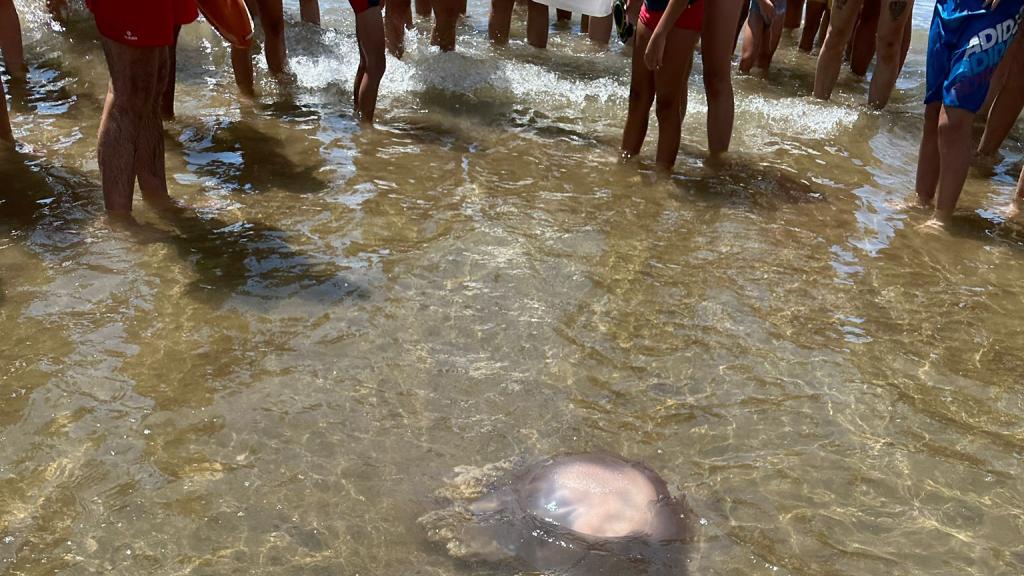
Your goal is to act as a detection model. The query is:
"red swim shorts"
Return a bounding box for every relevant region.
[87,0,199,47]
[639,0,704,32]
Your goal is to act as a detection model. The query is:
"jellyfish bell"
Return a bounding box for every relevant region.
[421,453,694,575]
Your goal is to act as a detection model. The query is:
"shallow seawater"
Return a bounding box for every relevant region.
[2,0,1024,574]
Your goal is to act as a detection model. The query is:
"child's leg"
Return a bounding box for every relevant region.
[416,0,432,18]
[733,1,749,52]
[255,0,287,77]
[300,0,321,25]
[739,9,763,74]
[159,26,182,120]
[386,0,412,57]
[934,106,975,220]
[915,102,941,206]
[813,0,864,100]
[354,6,386,124]
[527,0,549,48]
[489,0,515,44]
[849,0,878,76]
[816,7,829,48]
[799,0,825,52]
[868,0,914,108]
[0,0,26,79]
[556,9,572,24]
[621,24,656,159]
[653,27,699,170]
[702,0,744,155]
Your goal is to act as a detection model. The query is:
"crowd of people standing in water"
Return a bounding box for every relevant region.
[0,0,1022,226]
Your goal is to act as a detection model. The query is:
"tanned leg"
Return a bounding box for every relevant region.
[621,23,656,159]
[702,0,744,155]
[0,78,12,145]
[98,38,163,213]
[137,46,170,202]
[933,106,975,221]
[653,27,699,170]
[813,0,863,99]
[799,1,825,52]
[431,0,461,50]
[979,34,1024,155]
[849,0,878,76]
[0,0,25,79]
[300,0,321,25]
[255,0,287,77]
[739,10,763,74]
[915,102,940,207]
[355,6,386,124]
[386,0,412,57]
[490,0,515,44]
[785,0,804,29]
[527,0,549,48]
[868,0,914,108]
[589,15,612,44]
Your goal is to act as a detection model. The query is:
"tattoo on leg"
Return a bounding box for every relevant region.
[889,0,907,20]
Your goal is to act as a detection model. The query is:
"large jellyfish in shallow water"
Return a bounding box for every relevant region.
[420,453,694,575]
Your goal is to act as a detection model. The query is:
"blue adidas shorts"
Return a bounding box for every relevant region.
[926,0,1024,113]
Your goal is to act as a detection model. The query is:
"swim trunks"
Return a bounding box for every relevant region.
[350,0,382,15]
[750,0,787,19]
[925,0,1024,113]
[87,0,198,47]
[639,0,704,31]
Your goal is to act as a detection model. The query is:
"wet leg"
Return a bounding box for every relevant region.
[915,102,940,207]
[758,8,785,70]
[589,15,612,44]
[702,0,744,155]
[355,6,386,124]
[527,0,549,49]
[785,0,804,29]
[137,47,170,202]
[416,0,433,18]
[799,1,825,52]
[933,107,975,220]
[431,0,461,50]
[739,11,764,74]
[98,39,163,213]
[300,0,321,25]
[386,0,412,57]
[653,27,698,170]
[490,0,515,44]
[868,0,913,108]
[813,0,862,100]
[621,24,655,159]
[849,0,878,76]
[0,0,25,79]
[255,0,287,77]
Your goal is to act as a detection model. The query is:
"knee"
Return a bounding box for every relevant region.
[703,73,731,100]
[655,96,680,124]
[875,36,900,62]
[937,111,970,140]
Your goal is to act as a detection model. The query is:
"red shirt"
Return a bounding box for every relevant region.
[88,0,199,47]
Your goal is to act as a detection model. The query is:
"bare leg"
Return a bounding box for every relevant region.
[933,106,975,221]
[702,0,744,155]
[589,15,612,44]
[431,0,461,50]
[416,0,432,18]
[816,7,829,48]
[160,26,182,120]
[868,0,914,108]
[527,0,549,49]
[386,0,412,57]
[0,78,12,145]
[739,11,764,74]
[300,0,321,25]
[47,0,68,22]
[799,1,825,52]
[757,8,785,70]
[0,0,26,79]
[490,0,515,44]
[231,45,256,97]
[785,0,804,29]
[653,27,699,170]
[849,0,878,76]
[733,0,749,52]
[979,36,1024,155]
[813,0,864,100]
[255,0,287,77]
[915,102,940,206]
[621,23,655,159]
[97,38,164,213]
[556,8,572,24]
[354,6,386,124]
[137,47,170,201]
[1016,164,1024,201]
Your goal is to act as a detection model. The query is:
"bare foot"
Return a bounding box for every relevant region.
[916,217,949,234]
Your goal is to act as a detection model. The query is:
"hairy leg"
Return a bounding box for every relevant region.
[621,24,655,159]
[98,39,163,213]
[867,0,913,108]
[813,0,863,99]
[702,0,744,155]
